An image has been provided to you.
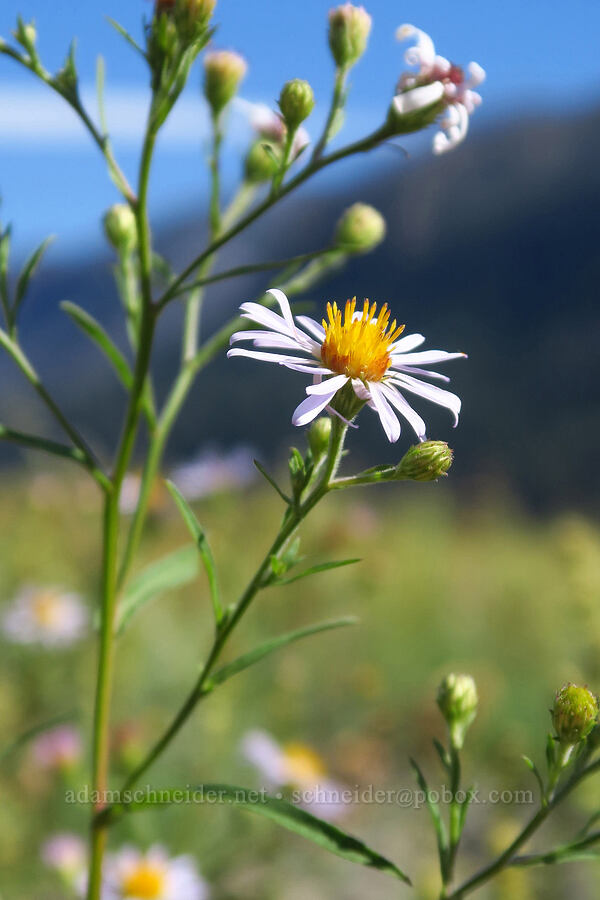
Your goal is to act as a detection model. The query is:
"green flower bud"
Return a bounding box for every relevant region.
[308,417,332,460]
[334,203,386,254]
[396,441,453,482]
[204,50,247,116]
[552,684,598,745]
[437,673,478,749]
[244,139,281,183]
[328,4,372,69]
[278,79,315,131]
[103,204,137,253]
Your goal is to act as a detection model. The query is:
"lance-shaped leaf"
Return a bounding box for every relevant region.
[13,235,55,320]
[166,481,222,624]
[522,755,546,803]
[512,831,600,868]
[61,301,156,427]
[111,784,410,882]
[254,458,291,505]
[206,617,358,690]
[410,759,448,874]
[272,557,361,586]
[115,546,198,636]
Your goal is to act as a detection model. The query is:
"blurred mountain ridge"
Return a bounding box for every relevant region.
[1,105,599,509]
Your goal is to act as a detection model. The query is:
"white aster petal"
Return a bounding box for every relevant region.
[239,302,296,336]
[392,350,466,366]
[368,383,401,443]
[396,365,451,382]
[467,61,486,87]
[390,333,425,353]
[266,288,298,337]
[295,315,326,341]
[281,363,332,375]
[379,382,427,441]
[227,347,312,366]
[391,373,462,425]
[393,81,444,115]
[293,390,339,426]
[305,374,349,396]
[396,24,436,70]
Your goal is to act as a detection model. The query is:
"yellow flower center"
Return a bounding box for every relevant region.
[284,742,326,783]
[320,298,404,382]
[122,863,166,898]
[33,591,61,627]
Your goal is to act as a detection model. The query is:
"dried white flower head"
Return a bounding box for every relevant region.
[395,24,485,154]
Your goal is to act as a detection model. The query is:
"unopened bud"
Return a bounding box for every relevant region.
[308,417,332,459]
[154,0,215,43]
[328,4,371,69]
[278,79,315,131]
[552,684,598,746]
[396,441,453,482]
[437,673,478,749]
[334,203,386,254]
[244,139,281,183]
[204,50,247,116]
[103,204,137,253]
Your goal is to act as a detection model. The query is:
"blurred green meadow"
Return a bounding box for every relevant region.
[2,464,600,898]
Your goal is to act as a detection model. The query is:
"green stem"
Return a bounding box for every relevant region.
[166,247,338,302]
[86,120,159,900]
[0,43,135,203]
[99,418,348,822]
[445,756,600,899]
[311,66,348,162]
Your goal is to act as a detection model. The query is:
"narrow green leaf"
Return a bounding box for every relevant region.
[61,301,155,428]
[577,810,600,838]
[458,785,476,833]
[253,459,291,505]
[115,784,410,882]
[410,759,448,871]
[273,558,361,586]
[166,481,222,624]
[522,755,546,801]
[512,831,600,868]
[0,224,12,323]
[432,738,451,774]
[546,733,556,770]
[14,236,55,318]
[105,18,146,58]
[115,546,199,635]
[1,710,77,764]
[207,617,358,690]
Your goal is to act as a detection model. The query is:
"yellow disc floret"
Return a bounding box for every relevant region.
[284,742,326,783]
[122,862,166,898]
[320,298,404,382]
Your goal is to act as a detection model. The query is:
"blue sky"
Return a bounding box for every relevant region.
[1,0,599,259]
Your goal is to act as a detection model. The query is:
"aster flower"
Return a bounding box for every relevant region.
[1,585,88,647]
[102,845,209,900]
[395,24,485,154]
[41,833,87,885]
[228,289,464,443]
[31,725,82,772]
[242,729,348,821]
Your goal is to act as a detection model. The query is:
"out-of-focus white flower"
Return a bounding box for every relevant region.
[242,729,348,821]
[395,24,485,154]
[31,725,82,772]
[41,833,87,883]
[1,586,88,647]
[228,289,464,444]
[238,99,310,159]
[103,845,209,900]
[169,446,256,501]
